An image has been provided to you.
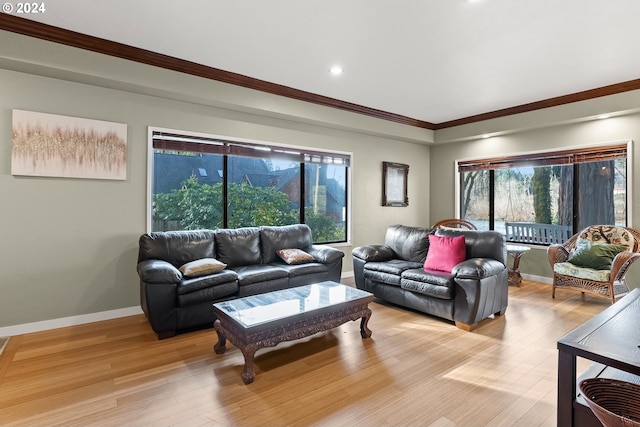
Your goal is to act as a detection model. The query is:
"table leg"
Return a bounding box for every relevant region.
[557,350,577,427]
[360,308,372,338]
[241,344,258,385]
[509,253,524,286]
[213,320,226,354]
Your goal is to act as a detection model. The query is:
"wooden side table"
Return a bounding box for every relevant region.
[506,244,530,286]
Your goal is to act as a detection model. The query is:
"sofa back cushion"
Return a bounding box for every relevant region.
[138,230,215,267]
[260,224,314,264]
[384,224,432,263]
[215,227,262,267]
[435,229,506,265]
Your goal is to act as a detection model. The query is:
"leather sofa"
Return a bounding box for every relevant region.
[352,224,508,331]
[137,224,344,339]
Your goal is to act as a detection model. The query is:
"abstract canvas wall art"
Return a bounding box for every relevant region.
[11,110,127,180]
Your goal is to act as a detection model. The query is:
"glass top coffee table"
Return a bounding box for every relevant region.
[213,281,374,384]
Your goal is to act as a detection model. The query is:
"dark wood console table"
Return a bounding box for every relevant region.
[557,287,640,426]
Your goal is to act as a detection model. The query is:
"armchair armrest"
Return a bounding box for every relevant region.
[611,251,640,281]
[352,245,395,262]
[137,259,182,284]
[452,258,506,280]
[547,244,569,266]
[305,245,345,264]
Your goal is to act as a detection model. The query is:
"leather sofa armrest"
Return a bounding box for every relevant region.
[137,259,182,284]
[306,245,345,264]
[352,245,395,262]
[452,258,506,279]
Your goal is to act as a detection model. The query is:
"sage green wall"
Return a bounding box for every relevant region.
[0,32,432,328]
[13,25,640,330]
[430,109,640,287]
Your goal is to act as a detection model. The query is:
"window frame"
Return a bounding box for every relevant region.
[146,127,353,245]
[454,140,633,244]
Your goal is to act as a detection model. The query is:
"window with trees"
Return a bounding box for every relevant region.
[458,142,629,244]
[149,129,350,244]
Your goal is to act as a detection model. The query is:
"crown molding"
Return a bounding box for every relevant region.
[434,78,640,129]
[0,14,435,130]
[2,14,639,131]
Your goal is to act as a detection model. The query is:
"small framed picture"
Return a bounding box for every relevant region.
[382,161,409,207]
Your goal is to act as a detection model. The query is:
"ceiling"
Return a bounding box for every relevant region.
[18,0,640,126]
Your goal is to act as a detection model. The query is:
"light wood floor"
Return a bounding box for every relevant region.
[0,280,610,427]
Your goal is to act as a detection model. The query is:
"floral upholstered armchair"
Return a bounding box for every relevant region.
[547,225,640,304]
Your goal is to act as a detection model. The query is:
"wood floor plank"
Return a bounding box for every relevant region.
[0,279,613,426]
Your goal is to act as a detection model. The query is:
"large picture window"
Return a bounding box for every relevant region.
[149,129,350,244]
[458,142,630,245]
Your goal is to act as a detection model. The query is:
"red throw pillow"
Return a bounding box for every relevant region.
[423,234,466,272]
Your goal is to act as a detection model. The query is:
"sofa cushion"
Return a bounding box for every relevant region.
[363,259,421,286]
[177,280,239,307]
[237,278,291,297]
[179,258,227,278]
[261,224,313,264]
[435,229,507,265]
[215,227,261,267]
[423,234,466,272]
[276,248,315,265]
[364,259,423,275]
[364,269,402,286]
[177,270,239,295]
[568,239,627,270]
[401,268,454,299]
[232,264,289,286]
[138,230,215,267]
[281,262,328,277]
[553,262,611,282]
[384,224,432,262]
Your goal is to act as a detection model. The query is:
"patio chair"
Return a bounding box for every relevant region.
[548,225,640,304]
[431,218,477,230]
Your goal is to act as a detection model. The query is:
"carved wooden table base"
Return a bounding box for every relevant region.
[214,302,372,384]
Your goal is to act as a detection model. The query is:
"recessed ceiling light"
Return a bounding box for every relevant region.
[329,65,344,76]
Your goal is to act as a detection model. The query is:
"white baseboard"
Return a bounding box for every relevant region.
[0,306,144,337]
[1,274,357,337]
[522,273,552,285]
[0,271,549,338]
